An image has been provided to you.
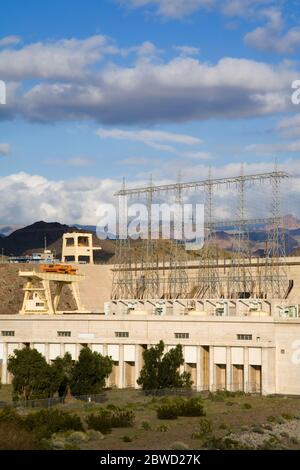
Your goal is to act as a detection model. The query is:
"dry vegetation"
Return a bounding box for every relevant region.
[1,386,300,450]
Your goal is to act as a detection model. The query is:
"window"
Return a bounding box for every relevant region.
[115,332,129,338]
[237,334,252,341]
[175,333,189,339]
[1,331,15,337]
[57,331,71,337]
[66,238,75,246]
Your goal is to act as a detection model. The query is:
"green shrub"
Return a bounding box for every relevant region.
[86,407,135,434]
[180,397,205,417]
[280,431,289,438]
[24,409,83,439]
[219,422,228,430]
[252,425,264,434]
[281,413,293,420]
[122,435,132,443]
[267,415,276,423]
[226,401,235,407]
[0,408,24,426]
[156,424,169,432]
[291,437,299,445]
[242,403,252,410]
[170,441,189,450]
[141,421,151,430]
[275,416,285,425]
[156,396,205,419]
[263,424,273,431]
[157,403,178,420]
[198,418,212,436]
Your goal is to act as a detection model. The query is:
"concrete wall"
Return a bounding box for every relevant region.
[1,313,299,395]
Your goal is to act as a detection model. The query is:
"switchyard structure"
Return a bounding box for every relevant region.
[112,167,290,301]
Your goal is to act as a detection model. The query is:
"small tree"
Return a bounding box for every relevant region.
[70,347,112,396]
[50,352,74,397]
[137,340,192,390]
[7,348,53,401]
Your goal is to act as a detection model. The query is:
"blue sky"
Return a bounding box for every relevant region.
[0,0,300,224]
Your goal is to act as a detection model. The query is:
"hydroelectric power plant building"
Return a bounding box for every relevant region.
[1,170,300,395]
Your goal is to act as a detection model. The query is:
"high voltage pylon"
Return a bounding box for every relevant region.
[167,171,189,299]
[229,164,253,298]
[264,160,289,298]
[112,168,289,300]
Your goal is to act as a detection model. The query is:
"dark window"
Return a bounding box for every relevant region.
[237,334,252,341]
[175,333,189,339]
[115,332,129,338]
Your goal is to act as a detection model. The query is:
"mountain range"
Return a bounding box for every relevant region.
[0,216,300,261]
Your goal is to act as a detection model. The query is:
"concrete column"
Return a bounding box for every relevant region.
[118,344,124,389]
[44,343,50,363]
[75,343,82,361]
[1,342,8,385]
[60,343,65,357]
[226,347,231,391]
[196,346,201,391]
[261,347,276,395]
[134,345,141,388]
[244,347,249,393]
[209,345,214,392]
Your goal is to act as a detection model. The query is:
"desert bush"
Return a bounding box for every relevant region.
[281,413,293,420]
[141,420,151,430]
[122,435,133,443]
[267,415,276,422]
[180,397,205,417]
[0,422,43,450]
[252,425,264,434]
[0,407,24,426]
[156,396,205,419]
[157,403,178,420]
[156,424,169,432]
[219,422,228,430]
[275,416,286,425]
[170,441,189,450]
[24,408,83,438]
[242,403,252,409]
[86,407,135,434]
[263,423,273,431]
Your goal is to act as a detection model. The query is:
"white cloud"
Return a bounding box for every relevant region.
[97,127,213,159]
[245,8,300,54]
[0,35,21,47]
[246,140,300,154]
[278,114,300,137]
[0,160,298,225]
[123,0,276,19]
[173,45,200,56]
[0,143,11,156]
[2,56,294,124]
[97,127,202,145]
[0,35,116,81]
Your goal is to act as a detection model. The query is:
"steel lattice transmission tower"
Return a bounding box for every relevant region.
[167,172,190,299]
[111,178,134,300]
[264,161,289,298]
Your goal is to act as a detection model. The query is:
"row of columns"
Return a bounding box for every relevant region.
[1,343,272,394]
